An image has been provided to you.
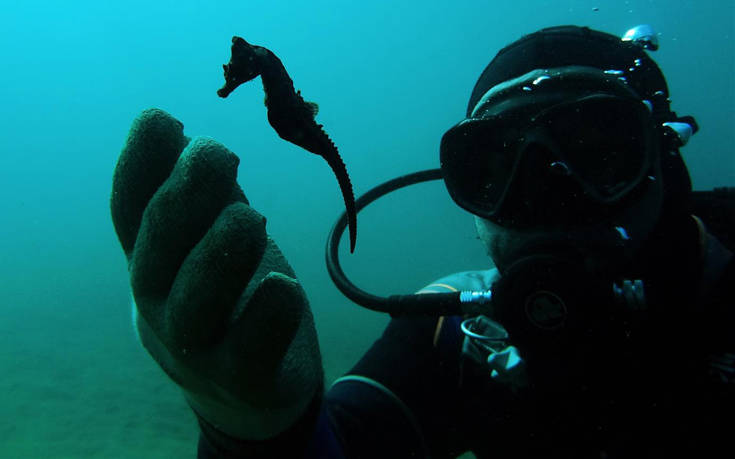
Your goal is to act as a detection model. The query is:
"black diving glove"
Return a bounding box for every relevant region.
[110,108,323,442]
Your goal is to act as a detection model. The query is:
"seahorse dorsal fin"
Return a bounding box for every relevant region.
[306,101,319,117]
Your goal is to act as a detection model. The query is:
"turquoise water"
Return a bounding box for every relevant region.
[1,1,733,457]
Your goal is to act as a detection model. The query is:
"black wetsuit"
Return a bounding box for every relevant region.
[197,213,734,458]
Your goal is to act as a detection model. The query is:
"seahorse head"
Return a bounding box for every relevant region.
[217,36,260,98]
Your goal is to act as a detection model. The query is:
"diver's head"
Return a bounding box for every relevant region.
[441,25,696,275]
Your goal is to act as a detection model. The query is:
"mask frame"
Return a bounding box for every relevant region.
[440,66,660,227]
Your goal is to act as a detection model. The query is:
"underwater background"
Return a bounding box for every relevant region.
[0,0,732,457]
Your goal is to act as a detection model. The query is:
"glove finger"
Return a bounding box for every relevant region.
[165,202,268,350]
[111,109,189,257]
[239,234,296,303]
[131,137,241,311]
[224,271,312,406]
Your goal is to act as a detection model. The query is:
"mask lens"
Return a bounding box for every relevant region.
[538,96,652,202]
[441,118,520,217]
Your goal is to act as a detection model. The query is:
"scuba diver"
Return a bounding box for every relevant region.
[110,25,734,458]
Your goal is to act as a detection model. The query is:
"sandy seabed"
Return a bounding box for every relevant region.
[1,302,197,458]
[0,294,381,458]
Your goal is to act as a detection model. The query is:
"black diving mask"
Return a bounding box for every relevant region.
[440,66,658,225]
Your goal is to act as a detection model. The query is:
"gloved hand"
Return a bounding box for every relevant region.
[110,108,323,442]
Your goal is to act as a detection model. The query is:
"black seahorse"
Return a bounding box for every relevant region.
[217,36,357,253]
